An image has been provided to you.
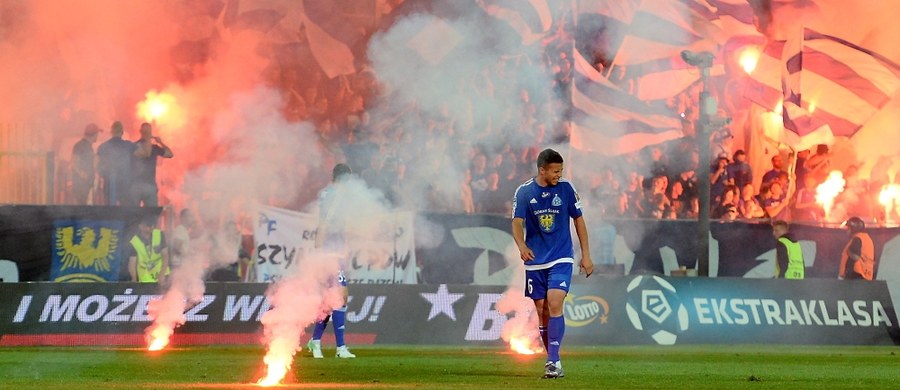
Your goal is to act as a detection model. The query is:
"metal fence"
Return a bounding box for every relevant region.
[0,123,54,204]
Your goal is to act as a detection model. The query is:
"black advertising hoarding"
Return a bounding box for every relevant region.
[416,214,900,283]
[570,276,900,346]
[1,279,897,346]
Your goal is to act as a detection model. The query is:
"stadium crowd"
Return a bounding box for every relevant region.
[61,0,887,227]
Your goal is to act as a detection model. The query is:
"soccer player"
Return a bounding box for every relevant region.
[511,148,593,379]
[306,163,356,359]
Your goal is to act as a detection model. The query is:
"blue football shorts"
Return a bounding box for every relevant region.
[524,262,573,300]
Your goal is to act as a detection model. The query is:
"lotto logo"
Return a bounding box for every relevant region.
[624,276,689,345]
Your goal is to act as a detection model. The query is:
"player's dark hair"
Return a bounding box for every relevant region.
[332,163,352,182]
[536,148,563,169]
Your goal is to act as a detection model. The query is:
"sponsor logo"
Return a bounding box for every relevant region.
[564,293,609,327]
[559,281,567,288]
[625,276,689,345]
[529,198,537,204]
[692,298,893,327]
[542,192,550,198]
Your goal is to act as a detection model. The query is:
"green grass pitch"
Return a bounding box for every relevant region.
[1,345,897,389]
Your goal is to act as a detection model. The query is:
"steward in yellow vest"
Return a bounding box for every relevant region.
[772,220,804,279]
[128,218,169,283]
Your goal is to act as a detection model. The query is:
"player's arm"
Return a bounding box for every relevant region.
[511,217,534,261]
[574,215,593,277]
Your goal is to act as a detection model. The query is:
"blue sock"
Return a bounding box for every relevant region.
[538,325,548,352]
[332,306,347,347]
[312,315,330,340]
[547,315,565,363]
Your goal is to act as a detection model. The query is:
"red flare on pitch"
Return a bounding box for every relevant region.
[509,335,542,355]
[146,324,172,351]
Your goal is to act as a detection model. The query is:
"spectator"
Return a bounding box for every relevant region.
[131,122,174,207]
[96,121,135,206]
[727,150,753,189]
[804,144,831,184]
[70,123,101,205]
[792,176,824,222]
[760,181,793,221]
[762,154,785,184]
[738,183,765,219]
[710,157,732,205]
[712,185,738,219]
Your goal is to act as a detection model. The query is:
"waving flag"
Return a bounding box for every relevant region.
[478,0,557,45]
[611,0,724,66]
[570,50,682,155]
[785,28,900,137]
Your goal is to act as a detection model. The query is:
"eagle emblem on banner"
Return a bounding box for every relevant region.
[52,221,123,282]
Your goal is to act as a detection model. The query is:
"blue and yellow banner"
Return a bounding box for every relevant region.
[51,220,125,282]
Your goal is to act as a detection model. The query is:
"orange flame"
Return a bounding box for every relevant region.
[136,89,187,129]
[878,184,900,224]
[257,361,289,387]
[509,335,541,355]
[146,324,172,351]
[738,45,760,74]
[815,171,846,221]
[256,338,296,386]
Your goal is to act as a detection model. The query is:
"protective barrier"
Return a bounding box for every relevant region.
[1,279,896,346]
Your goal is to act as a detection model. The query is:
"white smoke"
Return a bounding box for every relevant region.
[366,8,562,211]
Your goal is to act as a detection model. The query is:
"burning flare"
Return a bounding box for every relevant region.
[257,343,293,387]
[879,184,900,225]
[816,170,846,221]
[146,324,173,351]
[136,89,187,129]
[509,334,542,355]
[738,45,760,74]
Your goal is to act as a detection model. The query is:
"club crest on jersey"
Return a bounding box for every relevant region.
[539,213,555,232]
[552,194,562,207]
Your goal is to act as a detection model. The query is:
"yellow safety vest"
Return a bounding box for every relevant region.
[131,230,164,283]
[776,237,804,279]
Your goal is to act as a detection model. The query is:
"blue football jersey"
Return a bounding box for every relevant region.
[512,177,583,269]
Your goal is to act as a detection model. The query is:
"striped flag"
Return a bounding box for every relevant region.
[743,39,785,112]
[784,28,900,137]
[477,0,558,45]
[593,0,734,101]
[611,0,724,66]
[569,50,682,155]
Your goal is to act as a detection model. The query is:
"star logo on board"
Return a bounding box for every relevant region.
[420,284,465,321]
